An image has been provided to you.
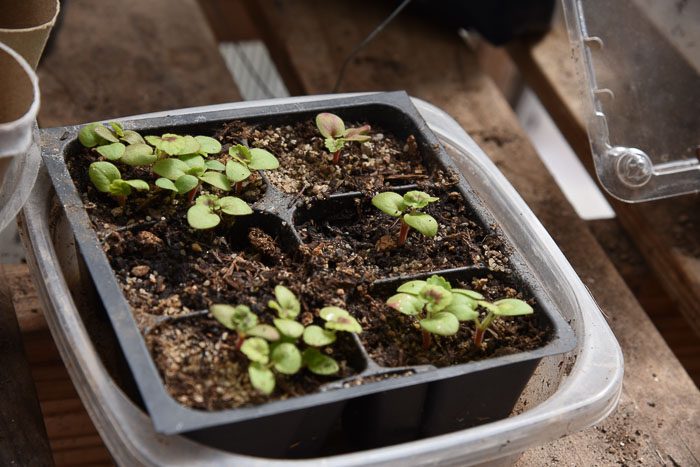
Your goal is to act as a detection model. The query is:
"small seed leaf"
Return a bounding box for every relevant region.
[219,196,253,216]
[210,304,237,330]
[248,148,279,170]
[372,192,406,217]
[403,190,438,209]
[199,171,232,191]
[96,142,125,160]
[302,325,336,347]
[93,125,119,143]
[231,305,258,332]
[404,212,438,237]
[195,194,219,207]
[109,121,124,137]
[229,144,252,163]
[155,177,177,192]
[247,324,280,341]
[420,311,459,336]
[303,348,339,375]
[426,275,451,291]
[122,143,156,166]
[204,160,225,171]
[386,293,424,316]
[124,179,149,191]
[443,293,479,321]
[78,123,103,147]
[175,174,199,194]
[121,130,146,145]
[180,154,205,169]
[271,285,300,318]
[419,284,453,313]
[195,135,222,154]
[273,318,304,339]
[344,124,371,142]
[89,161,121,192]
[324,138,345,154]
[109,179,132,197]
[477,300,500,314]
[316,112,345,138]
[320,307,362,333]
[396,280,427,295]
[146,134,186,155]
[241,337,269,364]
[187,204,220,229]
[180,135,201,155]
[248,362,275,395]
[493,298,533,316]
[271,342,302,374]
[453,288,484,300]
[225,161,251,183]
[153,158,189,180]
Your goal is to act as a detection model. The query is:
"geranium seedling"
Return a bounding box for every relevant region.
[212,286,362,395]
[315,112,371,164]
[471,298,533,348]
[187,194,253,229]
[154,154,229,201]
[226,144,279,195]
[88,161,149,207]
[79,122,157,167]
[372,190,439,246]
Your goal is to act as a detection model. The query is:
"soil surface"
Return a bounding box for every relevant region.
[65,118,551,411]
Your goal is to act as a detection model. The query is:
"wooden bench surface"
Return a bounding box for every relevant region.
[9,0,698,465]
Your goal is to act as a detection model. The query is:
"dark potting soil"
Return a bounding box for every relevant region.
[65,118,551,411]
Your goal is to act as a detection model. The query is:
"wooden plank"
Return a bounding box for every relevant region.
[36,0,241,128]
[0,262,54,466]
[507,19,700,340]
[243,1,700,464]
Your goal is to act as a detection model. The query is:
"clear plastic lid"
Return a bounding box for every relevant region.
[562,0,700,202]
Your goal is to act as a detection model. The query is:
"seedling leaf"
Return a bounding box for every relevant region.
[443,293,479,321]
[419,284,452,313]
[122,143,156,166]
[175,174,199,194]
[386,293,424,316]
[121,130,146,145]
[396,280,427,295]
[316,112,345,138]
[225,161,251,183]
[109,179,132,197]
[109,122,124,137]
[302,325,337,346]
[247,324,280,341]
[372,192,406,217]
[453,289,484,300]
[403,190,439,209]
[89,161,121,192]
[93,125,119,143]
[231,305,258,332]
[493,298,533,316]
[241,337,269,364]
[155,178,177,192]
[187,204,220,229]
[426,275,452,291]
[303,348,339,375]
[273,318,304,339]
[124,179,149,191]
[324,138,345,154]
[79,123,103,147]
[204,160,225,171]
[404,212,438,237]
[146,134,186,155]
[195,135,221,154]
[180,135,200,155]
[271,342,302,374]
[96,142,125,160]
[320,307,362,333]
[153,158,189,180]
[199,171,231,191]
[219,196,253,216]
[344,124,371,142]
[248,148,279,170]
[420,311,459,336]
[248,362,275,394]
[270,285,300,319]
[210,304,237,330]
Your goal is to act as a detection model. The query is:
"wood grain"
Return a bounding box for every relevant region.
[243,1,700,464]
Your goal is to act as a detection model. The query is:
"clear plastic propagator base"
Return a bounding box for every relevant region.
[562,0,700,202]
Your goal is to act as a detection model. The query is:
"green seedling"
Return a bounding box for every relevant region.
[315,112,371,164]
[186,194,252,229]
[154,154,228,201]
[387,275,480,349]
[372,190,439,246]
[88,161,149,207]
[211,304,280,350]
[226,144,279,195]
[145,134,221,159]
[470,298,533,348]
[387,275,533,349]
[212,285,361,395]
[79,122,157,166]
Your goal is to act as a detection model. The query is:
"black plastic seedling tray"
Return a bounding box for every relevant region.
[40,92,576,458]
